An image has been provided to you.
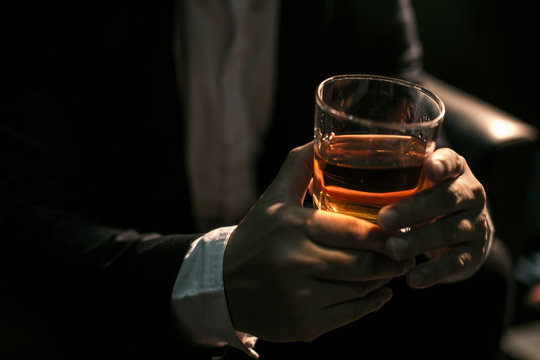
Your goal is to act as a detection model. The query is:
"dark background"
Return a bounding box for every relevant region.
[412,0,540,240]
[413,0,537,124]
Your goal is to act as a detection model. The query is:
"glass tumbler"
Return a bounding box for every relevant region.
[313,74,445,223]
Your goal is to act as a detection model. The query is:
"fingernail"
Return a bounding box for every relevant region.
[378,209,399,230]
[387,236,409,259]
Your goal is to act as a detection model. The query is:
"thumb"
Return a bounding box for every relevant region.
[264,142,314,206]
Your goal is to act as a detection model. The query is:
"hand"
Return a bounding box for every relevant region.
[224,142,414,342]
[378,148,493,289]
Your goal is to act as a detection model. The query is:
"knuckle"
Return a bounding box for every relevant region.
[275,248,303,273]
[272,205,305,229]
[275,246,320,279]
[437,148,464,173]
[441,217,473,246]
[445,174,486,211]
[264,203,286,220]
[473,184,487,205]
[286,148,298,160]
[344,216,372,243]
[445,148,459,158]
[443,182,463,207]
[471,212,490,253]
[448,242,482,279]
[454,211,489,247]
[286,146,303,164]
[456,218,473,237]
[479,212,490,241]
[456,154,467,174]
[451,250,480,279]
[455,251,473,272]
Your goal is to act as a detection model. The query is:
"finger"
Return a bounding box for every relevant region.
[423,148,466,183]
[306,209,391,254]
[316,278,392,307]
[314,247,415,281]
[316,287,393,337]
[384,211,488,261]
[265,142,314,206]
[377,174,486,232]
[405,245,483,288]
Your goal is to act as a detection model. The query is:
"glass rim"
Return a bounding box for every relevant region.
[316,74,446,129]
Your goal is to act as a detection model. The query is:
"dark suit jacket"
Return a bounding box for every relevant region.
[0,0,421,358]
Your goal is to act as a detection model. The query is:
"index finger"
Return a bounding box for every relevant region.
[305,208,391,254]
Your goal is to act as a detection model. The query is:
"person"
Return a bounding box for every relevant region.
[0,0,511,359]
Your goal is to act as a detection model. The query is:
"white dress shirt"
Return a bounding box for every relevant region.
[171,0,280,358]
[181,0,280,231]
[170,226,258,358]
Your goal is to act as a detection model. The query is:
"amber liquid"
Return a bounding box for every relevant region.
[313,134,426,223]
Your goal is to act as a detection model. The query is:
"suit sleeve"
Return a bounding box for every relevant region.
[0,4,207,358]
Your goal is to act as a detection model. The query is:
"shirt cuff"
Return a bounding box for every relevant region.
[170,226,258,358]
